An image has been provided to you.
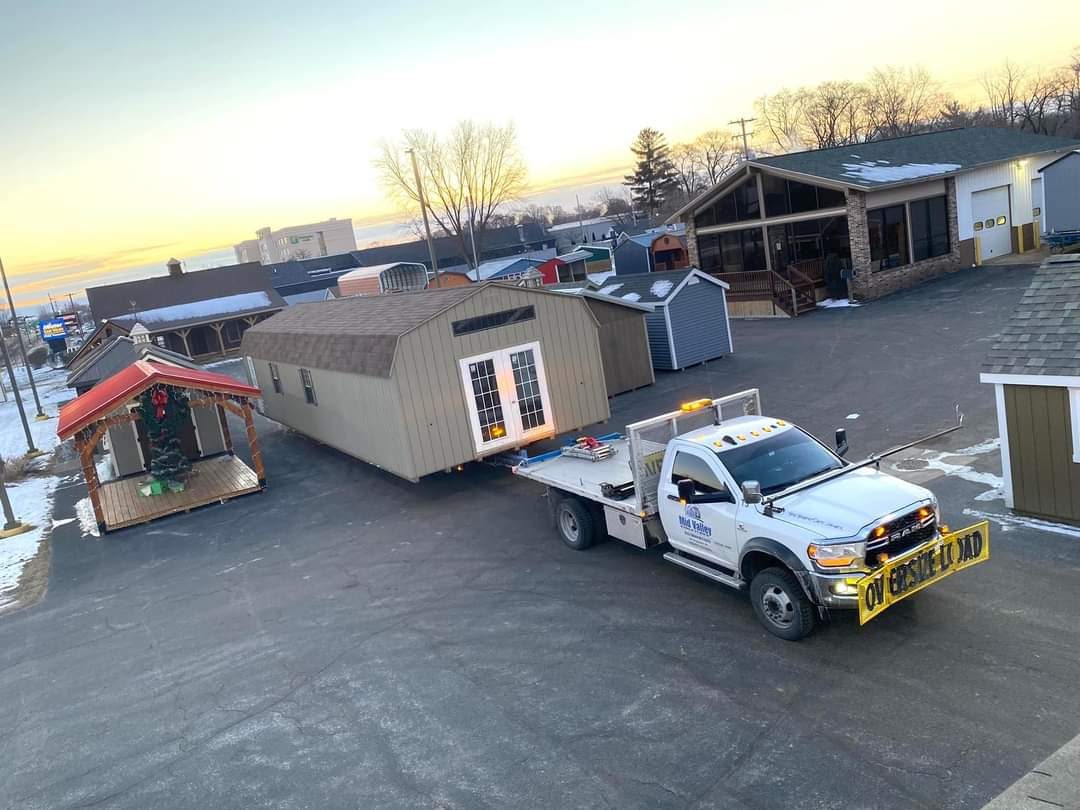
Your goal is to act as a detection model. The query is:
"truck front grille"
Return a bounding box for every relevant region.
[866,509,936,566]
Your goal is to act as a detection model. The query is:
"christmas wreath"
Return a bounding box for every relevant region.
[138,385,193,489]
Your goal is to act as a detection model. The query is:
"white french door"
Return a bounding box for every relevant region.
[459,341,553,453]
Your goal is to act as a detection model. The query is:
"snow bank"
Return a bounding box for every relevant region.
[0,476,58,610]
[127,291,274,326]
[840,162,961,183]
[588,270,616,285]
[817,298,861,309]
[0,365,71,462]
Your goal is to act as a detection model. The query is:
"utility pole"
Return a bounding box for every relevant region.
[0,257,45,419]
[407,147,441,288]
[0,457,30,537]
[729,117,756,160]
[0,319,37,455]
[467,219,479,270]
[575,195,586,244]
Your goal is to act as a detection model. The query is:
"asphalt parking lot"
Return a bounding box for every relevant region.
[3,263,1079,809]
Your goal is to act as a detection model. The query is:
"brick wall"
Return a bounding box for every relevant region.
[847,177,963,300]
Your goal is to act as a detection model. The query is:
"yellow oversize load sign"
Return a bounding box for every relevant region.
[858,521,990,625]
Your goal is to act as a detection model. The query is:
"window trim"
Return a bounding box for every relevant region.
[299,367,317,406]
[451,306,536,337]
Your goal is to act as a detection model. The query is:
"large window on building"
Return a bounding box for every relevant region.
[761,174,847,217]
[696,228,766,273]
[867,204,909,269]
[694,178,761,227]
[909,195,950,261]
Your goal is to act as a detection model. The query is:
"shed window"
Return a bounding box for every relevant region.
[269,362,282,394]
[910,195,950,261]
[452,306,535,337]
[867,204,909,269]
[299,368,317,405]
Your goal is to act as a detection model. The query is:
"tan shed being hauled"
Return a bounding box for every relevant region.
[241,283,612,481]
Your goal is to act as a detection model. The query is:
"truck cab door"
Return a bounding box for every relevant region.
[659,446,740,568]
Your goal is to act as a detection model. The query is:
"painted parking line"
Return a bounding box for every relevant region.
[983,731,1080,809]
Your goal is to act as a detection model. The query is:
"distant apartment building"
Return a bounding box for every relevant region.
[233,218,358,264]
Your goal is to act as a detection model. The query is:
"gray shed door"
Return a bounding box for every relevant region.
[458,341,554,454]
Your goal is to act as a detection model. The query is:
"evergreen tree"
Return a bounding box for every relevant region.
[139,386,193,486]
[623,128,678,219]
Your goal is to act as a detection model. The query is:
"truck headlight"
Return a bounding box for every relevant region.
[807,541,866,568]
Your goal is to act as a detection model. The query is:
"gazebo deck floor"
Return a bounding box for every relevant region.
[99,454,261,531]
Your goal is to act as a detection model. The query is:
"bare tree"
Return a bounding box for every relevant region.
[1017,69,1069,134]
[802,80,869,148]
[594,186,636,228]
[982,61,1025,126]
[695,130,741,184]
[754,88,807,153]
[376,121,527,268]
[670,143,703,201]
[865,66,940,138]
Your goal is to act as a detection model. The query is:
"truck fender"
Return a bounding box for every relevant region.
[738,537,815,602]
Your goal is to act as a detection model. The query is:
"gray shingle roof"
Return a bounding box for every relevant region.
[65,336,200,391]
[982,255,1080,377]
[756,127,1080,190]
[591,269,701,305]
[241,285,483,377]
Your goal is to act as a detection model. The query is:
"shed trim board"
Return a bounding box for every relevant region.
[993,383,1016,507]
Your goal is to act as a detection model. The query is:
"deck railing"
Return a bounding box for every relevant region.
[713,270,802,316]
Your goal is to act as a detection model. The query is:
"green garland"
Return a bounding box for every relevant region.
[139,386,191,435]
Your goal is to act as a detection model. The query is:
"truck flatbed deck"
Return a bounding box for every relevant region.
[512,437,643,514]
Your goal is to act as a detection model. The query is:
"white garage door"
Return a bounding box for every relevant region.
[972,186,1011,260]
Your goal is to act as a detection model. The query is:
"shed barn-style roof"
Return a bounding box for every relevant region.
[58,360,261,439]
[242,282,596,378]
[983,255,1080,378]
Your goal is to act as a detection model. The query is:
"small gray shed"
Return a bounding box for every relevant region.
[241,283,611,481]
[589,268,732,371]
[1039,150,1080,233]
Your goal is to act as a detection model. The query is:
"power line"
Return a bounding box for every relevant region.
[729,117,756,160]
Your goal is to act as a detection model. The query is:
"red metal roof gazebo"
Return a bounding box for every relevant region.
[58,360,266,533]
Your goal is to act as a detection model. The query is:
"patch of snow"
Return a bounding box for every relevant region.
[839,162,961,183]
[587,270,616,285]
[818,298,861,309]
[95,455,114,483]
[598,283,623,295]
[622,292,641,302]
[75,497,100,538]
[126,291,275,326]
[846,413,860,420]
[892,438,1004,500]
[649,280,674,299]
[0,476,59,609]
[0,365,71,462]
[963,508,1080,539]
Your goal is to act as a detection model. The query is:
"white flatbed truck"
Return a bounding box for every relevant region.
[513,389,989,640]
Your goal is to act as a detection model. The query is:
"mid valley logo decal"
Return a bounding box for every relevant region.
[679,504,712,538]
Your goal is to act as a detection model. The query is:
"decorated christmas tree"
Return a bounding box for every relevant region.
[138,385,192,491]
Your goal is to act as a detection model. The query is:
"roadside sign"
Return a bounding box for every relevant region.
[38,318,67,340]
[857,521,990,625]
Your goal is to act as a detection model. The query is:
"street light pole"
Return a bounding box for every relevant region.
[0,324,37,455]
[407,147,441,288]
[0,457,29,536]
[0,256,45,419]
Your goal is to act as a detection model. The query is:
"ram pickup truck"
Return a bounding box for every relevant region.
[513,389,989,640]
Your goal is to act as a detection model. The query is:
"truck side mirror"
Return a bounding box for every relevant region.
[835,428,849,458]
[677,479,695,503]
[741,480,763,504]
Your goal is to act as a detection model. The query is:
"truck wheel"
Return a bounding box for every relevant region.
[555,497,595,550]
[750,567,815,641]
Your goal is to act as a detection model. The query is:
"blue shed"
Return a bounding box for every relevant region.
[591,268,732,370]
[613,227,689,276]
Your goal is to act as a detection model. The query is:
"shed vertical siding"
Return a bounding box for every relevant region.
[614,242,650,275]
[1005,384,1080,523]
[955,150,1073,241]
[1042,152,1080,233]
[665,281,732,369]
[394,285,610,474]
[645,310,674,370]
[249,357,417,480]
[585,299,654,396]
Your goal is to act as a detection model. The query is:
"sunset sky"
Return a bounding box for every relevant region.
[1,0,1077,310]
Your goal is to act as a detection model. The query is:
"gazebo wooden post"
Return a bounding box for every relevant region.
[217,401,234,453]
[241,399,265,487]
[75,428,106,533]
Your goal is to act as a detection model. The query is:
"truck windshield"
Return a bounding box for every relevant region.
[718,428,842,496]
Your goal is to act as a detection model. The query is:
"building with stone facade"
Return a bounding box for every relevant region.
[670,127,1079,312]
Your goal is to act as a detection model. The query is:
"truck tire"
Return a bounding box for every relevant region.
[750,567,815,641]
[554,496,596,550]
